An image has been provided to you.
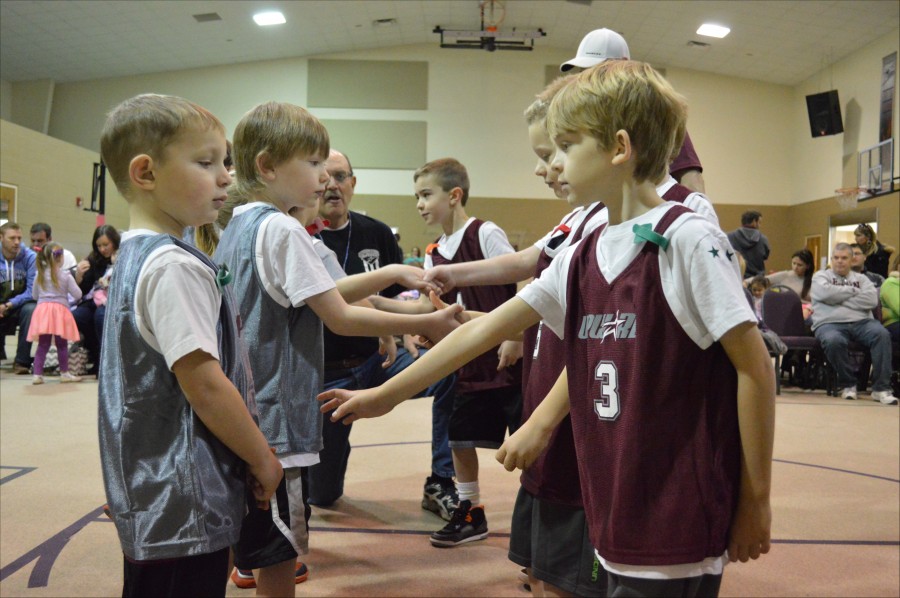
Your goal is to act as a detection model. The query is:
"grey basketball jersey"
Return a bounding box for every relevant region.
[98,233,253,561]
[214,204,324,455]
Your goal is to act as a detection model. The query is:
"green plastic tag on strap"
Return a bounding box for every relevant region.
[632,223,669,250]
[216,263,233,289]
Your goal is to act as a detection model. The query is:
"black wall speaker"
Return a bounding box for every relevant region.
[805,90,844,137]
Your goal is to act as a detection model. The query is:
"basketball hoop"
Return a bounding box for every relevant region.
[834,187,865,211]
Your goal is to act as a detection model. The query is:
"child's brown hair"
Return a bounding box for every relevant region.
[100,94,225,196]
[547,60,687,184]
[413,158,470,206]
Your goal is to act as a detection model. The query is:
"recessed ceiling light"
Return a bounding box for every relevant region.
[697,23,730,38]
[254,11,286,26]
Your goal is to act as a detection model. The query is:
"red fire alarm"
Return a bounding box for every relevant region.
[75,196,83,208]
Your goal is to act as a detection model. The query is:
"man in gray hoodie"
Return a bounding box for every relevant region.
[811,242,897,404]
[0,222,37,373]
[727,211,770,279]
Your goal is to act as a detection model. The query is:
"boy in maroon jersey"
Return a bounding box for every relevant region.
[321,60,774,597]
[369,157,523,547]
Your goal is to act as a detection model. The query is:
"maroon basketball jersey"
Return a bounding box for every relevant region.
[563,205,741,566]
[520,202,606,506]
[430,219,520,393]
[661,182,693,203]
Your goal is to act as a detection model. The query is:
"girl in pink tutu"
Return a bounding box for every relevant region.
[28,243,83,384]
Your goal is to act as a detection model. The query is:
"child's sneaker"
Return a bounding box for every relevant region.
[872,390,899,405]
[840,386,857,401]
[32,375,43,385]
[429,500,488,547]
[230,562,309,589]
[422,474,459,521]
[60,372,82,383]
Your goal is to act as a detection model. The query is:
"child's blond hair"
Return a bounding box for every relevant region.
[35,242,64,291]
[524,75,575,125]
[413,158,470,206]
[100,94,225,196]
[547,60,687,184]
[222,102,329,226]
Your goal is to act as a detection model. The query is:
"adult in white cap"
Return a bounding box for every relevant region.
[561,28,707,194]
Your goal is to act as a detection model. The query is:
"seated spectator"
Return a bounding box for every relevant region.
[766,248,815,319]
[727,210,770,279]
[850,243,885,287]
[882,254,899,344]
[30,222,77,271]
[0,222,37,373]
[811,242,897,404]
[72,224,120,374]
[403,246,425,268]
[854,223,895,279]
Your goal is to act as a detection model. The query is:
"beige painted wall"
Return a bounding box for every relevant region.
[793,29,900,200]
[3,28,897,267]
[38,43,802,206]
[0,119,127,260]
[3,114,895,278]
[10,79,54,135]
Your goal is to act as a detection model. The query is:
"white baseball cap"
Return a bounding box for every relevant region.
[560,28,630,72]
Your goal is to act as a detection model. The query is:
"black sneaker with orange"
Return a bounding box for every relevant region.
[429,499,488,547]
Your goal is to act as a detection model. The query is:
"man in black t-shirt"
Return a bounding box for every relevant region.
[309,151,458,521]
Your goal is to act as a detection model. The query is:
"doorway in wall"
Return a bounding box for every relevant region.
[827,205,878,269]
[0,183,17,226]
[804,235,822,272]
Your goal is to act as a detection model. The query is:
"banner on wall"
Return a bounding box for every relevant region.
[879,52,896,144]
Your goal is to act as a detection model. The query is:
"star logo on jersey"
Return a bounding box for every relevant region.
[599,311,629,343]
[708,246,720,258]
[726,250,734,262]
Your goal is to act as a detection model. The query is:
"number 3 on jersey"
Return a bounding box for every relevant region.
[594,361,620,421]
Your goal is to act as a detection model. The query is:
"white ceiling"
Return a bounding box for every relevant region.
[1,0,898,87]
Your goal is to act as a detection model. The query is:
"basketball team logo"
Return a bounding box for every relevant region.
[577,311,637,342]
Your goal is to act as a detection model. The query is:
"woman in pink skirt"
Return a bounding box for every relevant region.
[28,243,83,384]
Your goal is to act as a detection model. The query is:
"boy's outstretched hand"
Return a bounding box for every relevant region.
[318,387,393,424]
[248,448,283,510]
[423,265,456,296]
[422,301,464,344]
[392,264,443,296]
[495,419,553,472]
[727,495,771,563]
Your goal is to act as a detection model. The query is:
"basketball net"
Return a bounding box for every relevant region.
[834,187,864,211]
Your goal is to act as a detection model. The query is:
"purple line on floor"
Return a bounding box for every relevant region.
[352,440,430,449]
[774,458,900,483]
[773,539,899,545]
[0,505,106,587]
[311,525,511,538]
[311,527,898,547]
[0,466,37,485]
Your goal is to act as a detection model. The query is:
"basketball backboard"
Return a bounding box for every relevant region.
[858,138,895,195]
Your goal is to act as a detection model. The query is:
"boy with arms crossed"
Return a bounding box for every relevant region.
[322,61,774,597]
[97,94,283,597]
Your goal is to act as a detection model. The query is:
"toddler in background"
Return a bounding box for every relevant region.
[748,274,770,322]
[28,243,83,384]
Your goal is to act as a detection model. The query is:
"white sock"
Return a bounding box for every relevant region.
[457,481,480,505]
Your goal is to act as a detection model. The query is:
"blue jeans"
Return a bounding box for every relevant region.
[308,348,456,506]
[72,301,105,370]
[0,300,36,366]
[815,319,893,391]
